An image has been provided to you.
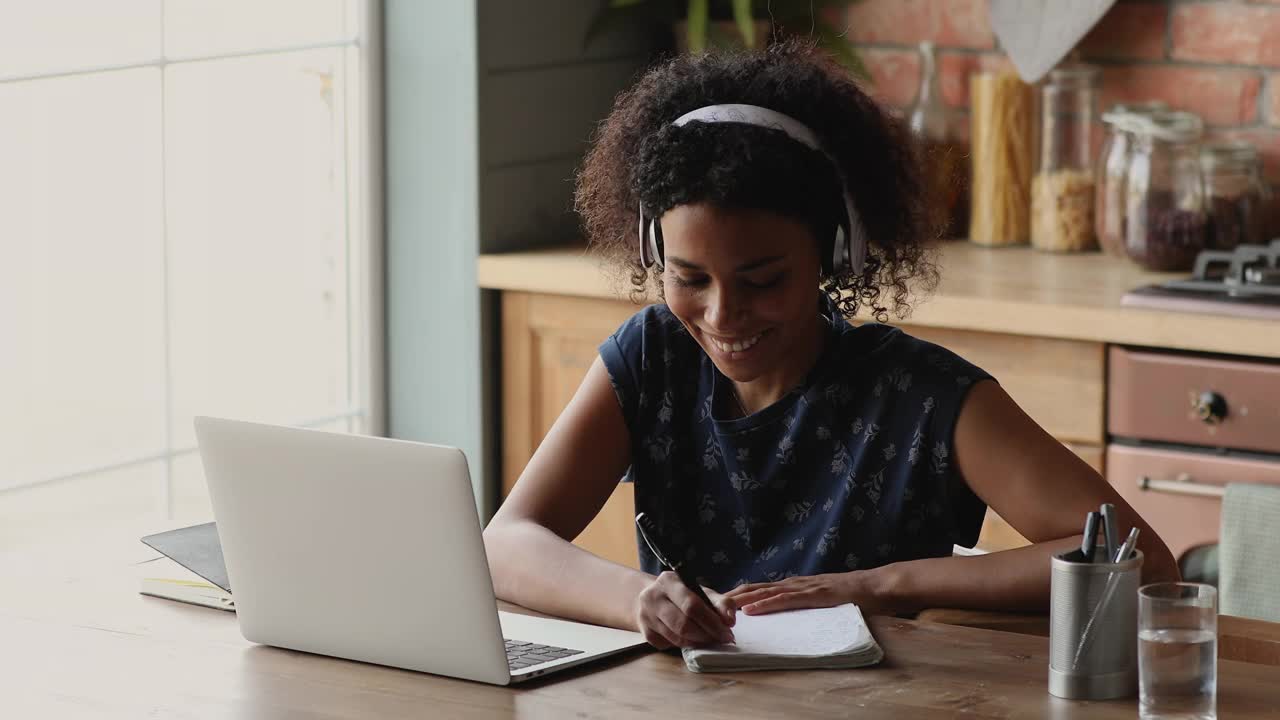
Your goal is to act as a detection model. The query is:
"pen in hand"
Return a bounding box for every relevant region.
[635,512,716,608]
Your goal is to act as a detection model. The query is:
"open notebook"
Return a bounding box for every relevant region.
[136,555,235,612]
[683,604,883,673]
[136,524,234,612]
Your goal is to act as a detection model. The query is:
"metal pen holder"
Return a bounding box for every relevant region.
[1048,549,1144,700]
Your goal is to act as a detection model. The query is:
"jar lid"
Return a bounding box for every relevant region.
[1101,112,1137,132]
[1046,63,1101,86]
[1101,101,1169,125]
[1133,110,1204,142]
[1200,140,1260,170]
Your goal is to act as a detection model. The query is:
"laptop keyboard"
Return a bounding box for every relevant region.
[505,639,584,670]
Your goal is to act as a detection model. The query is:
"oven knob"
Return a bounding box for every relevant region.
[1191,391,1228,425]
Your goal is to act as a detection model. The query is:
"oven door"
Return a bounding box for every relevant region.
[1106,442,1280,561]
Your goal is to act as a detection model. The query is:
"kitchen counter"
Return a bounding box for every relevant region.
[478,242,1280,360]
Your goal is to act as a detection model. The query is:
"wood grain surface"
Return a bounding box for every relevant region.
[4,539,1279,719]
[478,243,1280,360]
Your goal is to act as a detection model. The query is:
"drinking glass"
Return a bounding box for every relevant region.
[1138,582,1217,720]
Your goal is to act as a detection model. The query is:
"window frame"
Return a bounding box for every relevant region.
[0,0,385,510]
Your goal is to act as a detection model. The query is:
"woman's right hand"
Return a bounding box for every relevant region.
[634,571,738,649]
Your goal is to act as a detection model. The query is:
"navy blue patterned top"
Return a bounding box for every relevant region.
[598,299,994,592]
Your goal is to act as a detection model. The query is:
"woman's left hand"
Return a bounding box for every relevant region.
[723,570,893,616]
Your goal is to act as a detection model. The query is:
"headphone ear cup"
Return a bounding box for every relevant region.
[638,207,653,267]
[649,219,664,269]
[829,225,847,276]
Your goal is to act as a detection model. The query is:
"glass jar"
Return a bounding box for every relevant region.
[1032,64,1100,252]
[1095,102,1168,257]
[1200,141,1270,251]
[909,41,967,239]
[969,71,1034,247]
[1123,111,1207,272]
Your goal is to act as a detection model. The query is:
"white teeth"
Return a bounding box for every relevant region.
[712,332,762,354]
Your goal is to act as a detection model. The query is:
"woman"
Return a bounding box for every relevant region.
[483,41,1177,650]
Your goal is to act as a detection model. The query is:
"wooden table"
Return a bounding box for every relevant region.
[5,540,1280,719]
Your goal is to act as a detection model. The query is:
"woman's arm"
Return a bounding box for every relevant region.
[483,356,736,646]
[925,380,1180,600]
[728,381,1180,615]
[483,357,650,629]
[867,381,1179,613]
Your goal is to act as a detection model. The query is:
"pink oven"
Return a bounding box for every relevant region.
[1107,346,1280,562]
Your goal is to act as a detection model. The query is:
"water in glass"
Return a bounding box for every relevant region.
[1139,627,1217,719]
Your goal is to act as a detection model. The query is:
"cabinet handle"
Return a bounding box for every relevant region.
[1189,390,1228,425]
[1137,475,1225,498]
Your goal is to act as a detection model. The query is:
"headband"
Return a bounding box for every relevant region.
[668,104,867,275]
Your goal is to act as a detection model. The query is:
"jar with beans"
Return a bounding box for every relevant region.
[1200,141,1270,252]
[1095,102,1168,257]
[1123,111,1208,272]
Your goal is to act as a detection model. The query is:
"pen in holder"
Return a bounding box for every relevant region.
[1048,548,1144,700]
[1073,527,1140,668]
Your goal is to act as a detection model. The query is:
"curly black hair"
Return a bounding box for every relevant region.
[574,39,940,322]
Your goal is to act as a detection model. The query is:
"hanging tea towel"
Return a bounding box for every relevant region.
[1220,483,1280,623]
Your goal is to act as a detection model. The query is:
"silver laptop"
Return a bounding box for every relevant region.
[194,416,646,685]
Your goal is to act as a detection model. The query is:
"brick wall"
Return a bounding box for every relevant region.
[845,0,1280,222]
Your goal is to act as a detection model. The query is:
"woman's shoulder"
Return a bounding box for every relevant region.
[600,304,700,391]
[833,322,991,387]
[619,302,681,331]
[599,304,705,433]
[608,303,694,352]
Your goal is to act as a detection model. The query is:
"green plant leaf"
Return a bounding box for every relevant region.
[687,0,709,53]
[731,0,756,48]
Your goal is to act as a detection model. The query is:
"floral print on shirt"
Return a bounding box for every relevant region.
[599,300,993,593]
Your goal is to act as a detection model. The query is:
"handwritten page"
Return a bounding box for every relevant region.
[682,603,883,672]
[719,604,870,656]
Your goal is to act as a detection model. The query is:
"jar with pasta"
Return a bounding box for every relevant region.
[969,71,1034,247]
[1095,102,1168,257]
[1032,64,1101,252]
[1123,111,1207,272]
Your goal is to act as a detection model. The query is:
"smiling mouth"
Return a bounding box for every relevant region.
[707,331,765,355]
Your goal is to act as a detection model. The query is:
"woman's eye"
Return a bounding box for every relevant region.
[744,274,785,290]
[671,274,708,288]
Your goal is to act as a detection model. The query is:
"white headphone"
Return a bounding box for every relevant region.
[637,104,868,276]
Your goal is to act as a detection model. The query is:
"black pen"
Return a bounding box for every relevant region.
[1081,511,1100,563]
[1099,503,1118,561]
[635,512,715,609]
